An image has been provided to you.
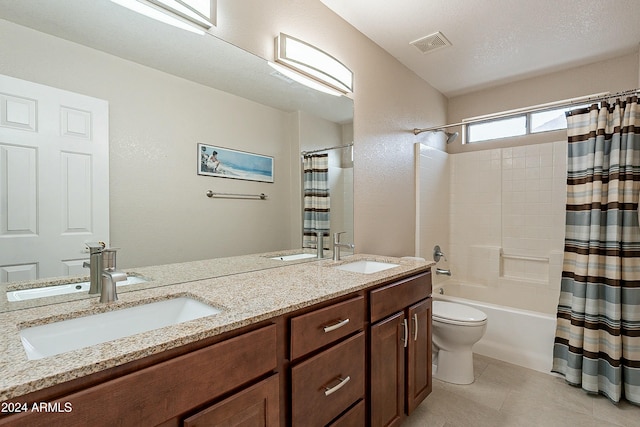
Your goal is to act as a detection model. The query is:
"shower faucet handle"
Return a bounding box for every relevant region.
[433,245,447,262]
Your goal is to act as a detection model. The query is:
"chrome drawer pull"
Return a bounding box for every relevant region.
[323,318,350,333]
[413,313,419,341]
[324,376,351,396]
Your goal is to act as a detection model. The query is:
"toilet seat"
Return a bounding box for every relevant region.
[433,301,487,326]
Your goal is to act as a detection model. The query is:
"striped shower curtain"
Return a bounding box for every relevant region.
[302,154,330,249]
[553,97,640,405]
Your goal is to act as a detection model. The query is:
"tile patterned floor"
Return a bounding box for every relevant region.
[404,354,640,427]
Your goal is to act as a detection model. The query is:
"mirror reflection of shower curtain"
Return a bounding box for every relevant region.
[303,154,330,249]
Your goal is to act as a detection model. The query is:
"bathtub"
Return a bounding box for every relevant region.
[433,291,557,374]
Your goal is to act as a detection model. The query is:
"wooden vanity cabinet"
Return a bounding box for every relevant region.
[183,374,280,427]
[289,295,366,427]
[0,324,278,427]
[369,272,432,427]
[0,269,433,427]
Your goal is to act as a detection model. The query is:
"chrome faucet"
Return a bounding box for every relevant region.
[435,268,452,276]
[83,242,127,302]
[100,270,127,303]
[83,242,105,294]
[333,232,355,261]
[316,231,325,259]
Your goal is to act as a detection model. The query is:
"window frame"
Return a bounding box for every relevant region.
[464,103,591,144]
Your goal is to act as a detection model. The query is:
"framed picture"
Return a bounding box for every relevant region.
[198,143,274,183]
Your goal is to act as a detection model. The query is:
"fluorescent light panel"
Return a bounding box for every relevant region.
[268,62,343,96]
[148,0,212,28]
[110,0,211,34]
[274,33,353,95]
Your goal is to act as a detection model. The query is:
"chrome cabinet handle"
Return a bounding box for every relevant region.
[324,376,351,396]
[413,313,419,341]
[323,318,350,333]
[402,318,408,348]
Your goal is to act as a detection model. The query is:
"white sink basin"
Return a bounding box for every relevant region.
[270,253,317,261]
[7,276,148,302]
[20,297,222,360]
[334,260,399,274]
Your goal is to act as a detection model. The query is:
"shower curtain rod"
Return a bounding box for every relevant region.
[301,142,353,155]
[413,88,640,135]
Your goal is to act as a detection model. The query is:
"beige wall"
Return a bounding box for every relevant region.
[0,0,446,268]
[0,20,298,268]
[212,0,448,257]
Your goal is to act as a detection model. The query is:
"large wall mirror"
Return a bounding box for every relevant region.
[0,0,353,311]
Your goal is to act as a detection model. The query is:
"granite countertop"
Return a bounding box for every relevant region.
[0,248,322,312]
[0,254,433,402]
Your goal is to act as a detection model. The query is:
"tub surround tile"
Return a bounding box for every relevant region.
[0,253,432,402]
[448,142,568,314]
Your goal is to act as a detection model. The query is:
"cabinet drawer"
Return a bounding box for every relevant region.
[327,400,365,427]
[290,295,364,360]
[2,324,277,427]
[370,272,432,323]
[183,374,280,427]
[291,332,365,427]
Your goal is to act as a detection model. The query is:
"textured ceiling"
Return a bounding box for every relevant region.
[320,0,640,97]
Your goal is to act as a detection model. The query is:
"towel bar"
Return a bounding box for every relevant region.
[206,190,267,200]
[501,253,548,262]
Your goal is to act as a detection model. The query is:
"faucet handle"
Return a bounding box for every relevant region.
[85,241,106,254]
[433,245,447,262]
[102,248,119,271]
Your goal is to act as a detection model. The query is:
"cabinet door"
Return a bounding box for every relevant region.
[0,325,277,427]
[406,298,432,414]
[183,375,279,427]
[370,312,405,427]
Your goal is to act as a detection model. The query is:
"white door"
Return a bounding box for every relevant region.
[0,74,109,282]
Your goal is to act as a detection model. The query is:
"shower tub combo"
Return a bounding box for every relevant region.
[434,280,558,374]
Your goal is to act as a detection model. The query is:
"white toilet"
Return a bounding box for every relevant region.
[432,301,488,385]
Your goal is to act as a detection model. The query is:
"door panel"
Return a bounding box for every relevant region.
[370,312,405,427]
[0,74,109,282]
[406,298,432,414]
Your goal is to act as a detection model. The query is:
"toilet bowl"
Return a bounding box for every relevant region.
[432,301,487,385]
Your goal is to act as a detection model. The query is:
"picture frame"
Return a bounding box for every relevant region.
[198,143,274,183]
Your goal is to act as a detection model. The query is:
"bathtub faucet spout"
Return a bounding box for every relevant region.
[436,268,451,276]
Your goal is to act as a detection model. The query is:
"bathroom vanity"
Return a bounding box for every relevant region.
[0,254,433,426]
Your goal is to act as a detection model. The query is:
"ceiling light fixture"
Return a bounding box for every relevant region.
[267,62,343,96]
[110,0,212,35]
[270,33,353,96]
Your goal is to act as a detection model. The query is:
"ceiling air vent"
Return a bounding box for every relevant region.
[410,31,451,54]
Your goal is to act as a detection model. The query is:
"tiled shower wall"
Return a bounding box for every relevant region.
[450,141,567,313]
[418,141,568,314]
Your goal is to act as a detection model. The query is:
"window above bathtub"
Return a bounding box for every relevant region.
[464,100,594,144]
